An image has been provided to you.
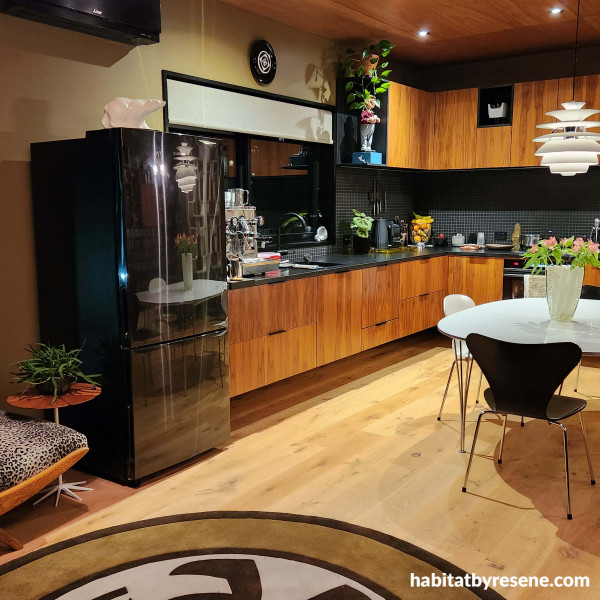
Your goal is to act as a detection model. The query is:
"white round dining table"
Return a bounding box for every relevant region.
[437,298,600,451]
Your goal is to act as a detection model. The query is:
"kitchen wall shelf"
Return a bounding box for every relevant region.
[477,85,513,128]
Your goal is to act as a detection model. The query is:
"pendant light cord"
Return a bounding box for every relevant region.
[573,0,582,100]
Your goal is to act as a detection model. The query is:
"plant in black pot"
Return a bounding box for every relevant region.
[12,343,100,402]
[350,209,374,254]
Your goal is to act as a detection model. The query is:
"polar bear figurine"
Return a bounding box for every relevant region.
[101,97,166,129]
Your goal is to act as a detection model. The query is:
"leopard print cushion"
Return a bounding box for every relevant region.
[0,411,88,492]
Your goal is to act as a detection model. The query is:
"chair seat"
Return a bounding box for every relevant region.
[483,389,587,421]
[0,411,87,492]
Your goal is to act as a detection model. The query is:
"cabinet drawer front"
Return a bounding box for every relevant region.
[229,324,316,396]
[228,278,317,343]
[398,256,448,299]
[361,319,399,351]
[448,256,503,305]
[362,264,400,328]
[397,290,445,338]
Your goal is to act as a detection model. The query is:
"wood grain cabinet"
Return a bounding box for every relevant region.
[476,126,512,168]
[433,88,478,170]
[317,270,363,366]
[447,256,503,305]
[387,83,434,169]
[583,265,600,287]
[397,290,445,338]
[511,79,559,167]
[398,256,447,299]
[361,264,400,327]
[228,278,316,344]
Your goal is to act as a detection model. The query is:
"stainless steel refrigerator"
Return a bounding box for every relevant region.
[31,128,229,485]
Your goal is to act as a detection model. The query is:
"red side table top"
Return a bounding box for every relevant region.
[6,383,102,410]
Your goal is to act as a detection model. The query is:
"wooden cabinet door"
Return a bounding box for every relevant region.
[398,256,448,299]
[511,79,558,167]
[361,319,399,352]
[433,88,477,170]
[362,264,400,327]
[584,265,600,287]
[317,270,363,366]
[558,75,600,108]
[447,257,503,305]
[476,126,512,168]
[387,83,434,169]
[228,278,316,344]
[397,290,445,338]
[229,324,316,396]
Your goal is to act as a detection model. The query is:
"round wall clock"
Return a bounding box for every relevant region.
[249,40,277,85]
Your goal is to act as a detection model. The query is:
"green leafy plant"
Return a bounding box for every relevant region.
[522,236,600,274]
[341,40,395,111]
[350,209,374,238]
[11,343,100,402]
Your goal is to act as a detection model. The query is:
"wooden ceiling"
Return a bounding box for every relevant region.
[218,0,600,66]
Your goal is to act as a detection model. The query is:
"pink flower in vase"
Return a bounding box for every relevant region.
[573,237,585,253]
[588,241,600,254]
[530,244,539,253]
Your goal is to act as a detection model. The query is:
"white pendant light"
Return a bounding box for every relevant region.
[533,0,600,175]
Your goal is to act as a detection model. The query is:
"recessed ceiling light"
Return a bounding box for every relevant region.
[548,7,564,14]
[417,30,430,38]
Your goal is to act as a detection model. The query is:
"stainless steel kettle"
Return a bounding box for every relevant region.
[371,218,390,249]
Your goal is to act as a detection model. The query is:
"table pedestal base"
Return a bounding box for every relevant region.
[33,473,93,507]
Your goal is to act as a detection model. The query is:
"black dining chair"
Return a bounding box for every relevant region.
[462,333,595,519]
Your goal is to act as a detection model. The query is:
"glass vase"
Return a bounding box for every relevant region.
[545,265,584,321]
[181,252,194,291]
[360,123,375,152]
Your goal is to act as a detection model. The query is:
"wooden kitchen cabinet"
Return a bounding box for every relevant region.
[397,290,445,338]
[317,270,363,366]
[229,324,317,397]
[398,256,447,299]
[228,278,316,344]
[584,265,600,287]
[387,83,434,169]
[433,88,478,170]
[558,74,600,108]
[362,264,400,327]
[511,79,559,167]
[361,319,399,351]
[475,126,512,168]
[447,256,503,305]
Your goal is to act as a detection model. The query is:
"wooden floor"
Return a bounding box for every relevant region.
[2,330,600,599]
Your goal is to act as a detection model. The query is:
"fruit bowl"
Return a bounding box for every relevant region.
[410,214,433,246]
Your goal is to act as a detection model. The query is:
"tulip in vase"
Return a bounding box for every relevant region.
[523,236,600,321]
[175,233,198,291]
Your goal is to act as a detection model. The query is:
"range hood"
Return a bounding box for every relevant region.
[0,0,160,45]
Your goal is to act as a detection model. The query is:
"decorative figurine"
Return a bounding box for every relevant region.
[360,96,380,152]
[101,97,166,129]
[511,223,522,251]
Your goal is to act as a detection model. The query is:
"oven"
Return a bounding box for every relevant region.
[502,258,544,299]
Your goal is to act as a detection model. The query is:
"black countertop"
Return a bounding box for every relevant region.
[228,246,525,289]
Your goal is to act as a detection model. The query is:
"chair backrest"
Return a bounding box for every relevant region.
[444,294,475,317]
[466,333,582,419]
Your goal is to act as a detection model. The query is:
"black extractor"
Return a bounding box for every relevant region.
[0,0,160,45]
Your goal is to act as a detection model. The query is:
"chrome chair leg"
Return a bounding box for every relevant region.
[574,360,582,393]
[521,416,524,427]
[550,421,572,520]
[462,409,495,492]
[437,359,456,421]
[579,412,596,485]
[498,414,508,464]
[474,370,483,404]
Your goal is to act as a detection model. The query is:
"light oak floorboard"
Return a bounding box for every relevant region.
[1,332,599,599]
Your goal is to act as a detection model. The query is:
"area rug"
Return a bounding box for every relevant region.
[0,511,505,600]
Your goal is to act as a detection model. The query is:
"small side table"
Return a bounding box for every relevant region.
[7,383,101,507]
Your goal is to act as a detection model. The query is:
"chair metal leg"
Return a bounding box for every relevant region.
[437,359,456,421]
[462,410,495,492]
[475,370,483,404]
[574,360,582,393]
[498,414,508,464]
[521,416,525,427]
[550,421,572,520]
[579,412,596,485]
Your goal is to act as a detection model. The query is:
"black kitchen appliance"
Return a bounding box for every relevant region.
[30,129,229,485]
[0,0,160,45]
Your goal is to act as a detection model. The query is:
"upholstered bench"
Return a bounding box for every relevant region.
[0,410,89,551]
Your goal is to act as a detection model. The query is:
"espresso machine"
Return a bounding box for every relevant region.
[225,190,278,278]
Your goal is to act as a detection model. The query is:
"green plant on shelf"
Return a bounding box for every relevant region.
[11,343,100,402]
[350,209,374,238]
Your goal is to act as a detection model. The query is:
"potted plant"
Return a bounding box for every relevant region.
[175,232,198,291]
[350,209,374,254]
[341,40,394,153]
[522,236,600,321]
[12,343,100,402]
